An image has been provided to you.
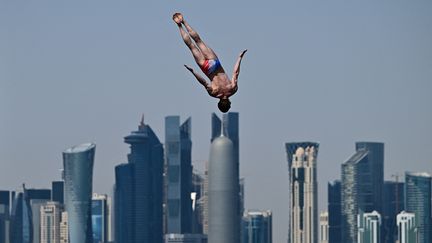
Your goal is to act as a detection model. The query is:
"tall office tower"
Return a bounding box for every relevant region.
[285,142,319,243]
[165,116,193,234]
[202,163,209,235]
[63,143,96,243]
[327,180,341,243]
[164,234,207,243]
[191,171,204,234]
[341,142,384,243]
[51,181,64,204]
[59,212,68,243]
[241,210,272,243]
[319,211,328,243]
[114,117,164,243]
[383,181,404,243]
[10,185,33,243]
[208,131,240,243]
[92,193,109,243]
[358,211,382,243]
[40,201,62,243]
[405,172,431,243]
[0,191,10,243]
[31,199,49,243]
[397,211,417,243]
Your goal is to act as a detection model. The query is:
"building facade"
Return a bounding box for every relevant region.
[285,142,319,243]
[327,180,341,243]
[0,191,10,243]
[9,185,33,243]
[165,116,193,234]
[164,234,207,243]
[59,212,68,243]
[341,142,384,243]
[40,201,63,243]
[405,172,431,243]
[63,143,96,243]
[319,212,328,243]
[92,193,109,243]
[358,211,381,243]
[242,210,272,243]
[382,181,404,243]
[397,211,417,243]
[51,181,64,205]
[114,118,164,243]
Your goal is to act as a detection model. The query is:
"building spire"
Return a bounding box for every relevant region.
[140,114,145,126]
[220,116,225,137]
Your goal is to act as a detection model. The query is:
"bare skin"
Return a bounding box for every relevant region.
[173,13,247,107]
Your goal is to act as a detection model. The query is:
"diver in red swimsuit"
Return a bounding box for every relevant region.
[173,13,247,113]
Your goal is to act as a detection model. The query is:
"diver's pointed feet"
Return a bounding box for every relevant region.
[173,13,184,26]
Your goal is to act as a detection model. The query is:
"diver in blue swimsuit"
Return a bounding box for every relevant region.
[173,13,247,113]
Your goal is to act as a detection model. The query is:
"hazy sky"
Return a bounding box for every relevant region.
[1,1,431,242]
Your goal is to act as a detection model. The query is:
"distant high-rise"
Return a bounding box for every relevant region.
[341,142,384,243]
[51,181,64,205]
[59,212,68,243]
[208,132,240,243]
[358,211,381,243]
[319,211,329,243]
[40,201,62,243]
[165,116,193,234]
[405,172,431,243]
[164,233,207,243]
[327,180,341,243]
[31,199,49,243]
[396,211,417,243]
[63,143,96,243]
[0,191,10,243]
[92,193,109,243]
[114,117,164,243]
[242,210,272,243]
[191,171,204,234]
[382,181,404,243]
[9,185,33,243]
[285,142,319,243]
[26,189,51,201]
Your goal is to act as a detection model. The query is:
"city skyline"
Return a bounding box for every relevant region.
[1,1,432,242]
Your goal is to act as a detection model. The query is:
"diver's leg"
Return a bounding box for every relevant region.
[176,22,205,66]
[182,19,217,60]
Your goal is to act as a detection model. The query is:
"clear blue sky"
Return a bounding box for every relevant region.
[1,1,431,242]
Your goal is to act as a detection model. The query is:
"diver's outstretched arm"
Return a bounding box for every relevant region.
[184,65,213,92]
[231,49,247,86]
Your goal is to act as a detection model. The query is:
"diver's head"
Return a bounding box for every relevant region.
[218,98,231,113]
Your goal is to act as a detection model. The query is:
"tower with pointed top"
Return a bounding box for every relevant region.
[114,116,164,243]
[208,118,240,243]
[285,142,319,243]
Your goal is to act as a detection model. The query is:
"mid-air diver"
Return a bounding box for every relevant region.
[173,13,247,113]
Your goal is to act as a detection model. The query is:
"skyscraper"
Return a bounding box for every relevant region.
[208,132,240,243]
[341,142,384,243]
[40,201,63,243]
[191,171,204,234]
[63,143,96,243]
[285,142,319,243]
[51,181,64,205]
[9,185,33,243]
[242,210,272,243]
[59,212,68,243]
[114,117,164,243]
[358,211,381,243]
[405,172,431,243]
[0,191,10,243]
[397,211,417,243]
[327,180,341,243]
[165,116,193,234]
[382,181,404,243]
[92,193,109,243]
[31,199,49,243]
[319,212,329,243]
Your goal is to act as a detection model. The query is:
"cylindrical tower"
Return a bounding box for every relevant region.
[63,143,95,243]
[208,135,239,243]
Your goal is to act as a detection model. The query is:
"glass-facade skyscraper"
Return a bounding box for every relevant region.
[382,181,404,243]
[405,172,431,243]
[114,118,164,243]
[165,116,192,234]
[285,142,319,243]
[51,181,64,205]
[327,180,341,243]
[63,143,96,243]
[242,210,272,243]
[9,185,33,243]
[92,194,109,243]
[341,142,384,243]
[0,191,10,243]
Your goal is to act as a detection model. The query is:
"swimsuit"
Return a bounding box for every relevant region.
[200,59,221,76]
